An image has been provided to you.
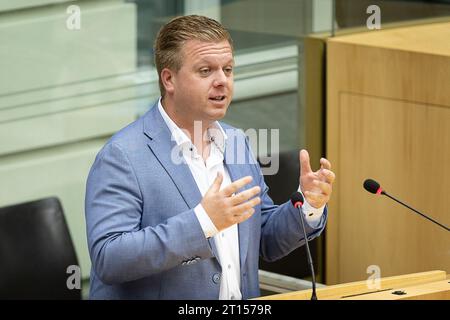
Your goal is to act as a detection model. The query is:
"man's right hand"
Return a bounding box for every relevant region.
[201,173,261,231]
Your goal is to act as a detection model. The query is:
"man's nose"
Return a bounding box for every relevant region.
[212,70,228,87]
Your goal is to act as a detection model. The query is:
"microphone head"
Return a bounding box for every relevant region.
[290,191,304,208]
[363,179,383,195]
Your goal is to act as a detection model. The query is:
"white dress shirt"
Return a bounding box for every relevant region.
[157,98,324,300]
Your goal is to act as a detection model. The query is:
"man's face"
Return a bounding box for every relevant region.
[168,39,234,124]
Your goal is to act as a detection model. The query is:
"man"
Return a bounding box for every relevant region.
[85,15,335,299]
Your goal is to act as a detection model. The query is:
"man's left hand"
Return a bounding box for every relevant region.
[299,149,335,209]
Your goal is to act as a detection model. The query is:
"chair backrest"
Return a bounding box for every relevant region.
[0,197,81,299]
[258,150,320,279]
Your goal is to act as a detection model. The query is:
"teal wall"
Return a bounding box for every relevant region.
[0,0,143,279]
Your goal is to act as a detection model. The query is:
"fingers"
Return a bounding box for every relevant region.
[235,208,255,223]
[320,158,332,170]
[209,172,223,193]
[229,186,261,206]
[221,176,253,197]
[230,196,261,217]
[299,149,312,175]
[319,168,336,184]
[203,174,260,230]
[313,180,332,196]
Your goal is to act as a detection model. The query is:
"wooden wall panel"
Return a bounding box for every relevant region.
[326,22,450,285]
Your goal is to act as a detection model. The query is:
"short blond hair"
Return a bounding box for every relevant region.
[154,15,234,96]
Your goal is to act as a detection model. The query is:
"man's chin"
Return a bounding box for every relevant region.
[209,109,227,121]
[206,105,228,120]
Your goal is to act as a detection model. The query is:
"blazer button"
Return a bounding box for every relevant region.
[212,273,221,284]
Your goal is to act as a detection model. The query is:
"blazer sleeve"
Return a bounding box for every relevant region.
[85,142,214,285]
[259,176,328,262]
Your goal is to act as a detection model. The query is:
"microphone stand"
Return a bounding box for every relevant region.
[363,179,449,232]
[297,205,318,300]
[382,191,450,232]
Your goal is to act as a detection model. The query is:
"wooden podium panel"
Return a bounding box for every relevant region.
[257,270,449,300]
[326,22,450,285]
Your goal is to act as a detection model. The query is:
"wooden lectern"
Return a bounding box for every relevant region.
[256,270,450,300]
[326,21,450,285]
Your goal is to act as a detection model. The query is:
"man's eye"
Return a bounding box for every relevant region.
[224,67,233,74]
[200,68,210,75]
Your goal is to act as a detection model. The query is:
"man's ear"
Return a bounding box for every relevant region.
[161,68,175,94]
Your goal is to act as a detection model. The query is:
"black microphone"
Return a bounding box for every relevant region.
[290,192,318,300]
[363,179,449,232]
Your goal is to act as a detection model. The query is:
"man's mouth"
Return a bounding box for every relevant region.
[209,95,226,101]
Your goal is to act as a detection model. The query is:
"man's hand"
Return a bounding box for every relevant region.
[299,149,335,209]
[201,173,261,231]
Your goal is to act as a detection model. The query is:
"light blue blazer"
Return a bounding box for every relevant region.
[85,102,327,299]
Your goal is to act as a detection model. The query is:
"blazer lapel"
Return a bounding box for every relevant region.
[144,109,202,209]
[143,104,221,260]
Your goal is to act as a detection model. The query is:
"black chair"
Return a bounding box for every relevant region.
[258,150,321,280]
[0,197,81,299]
